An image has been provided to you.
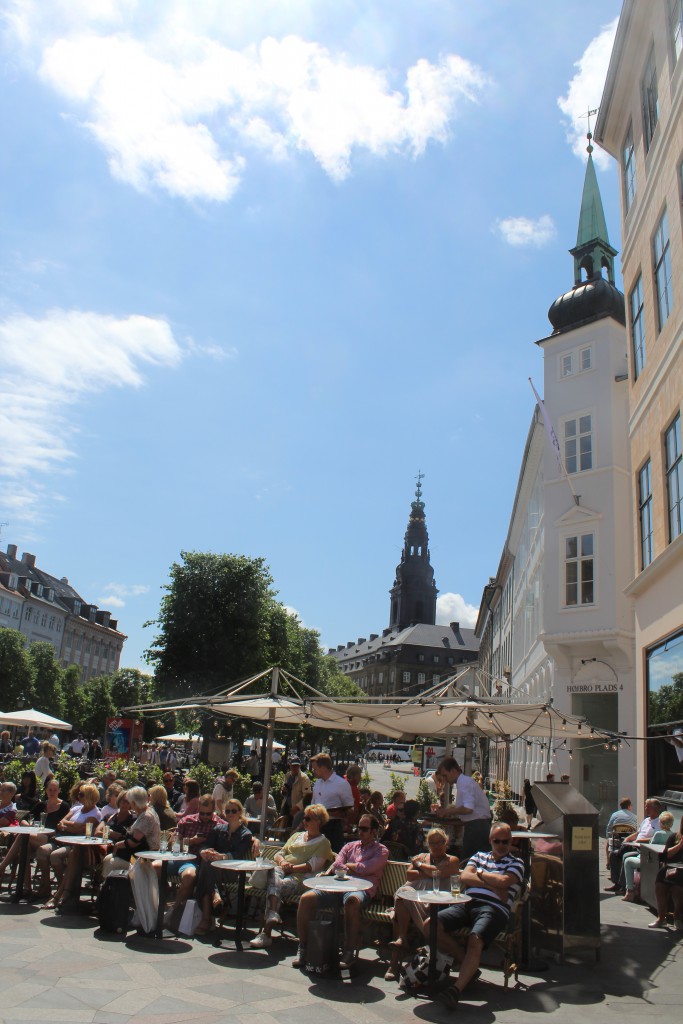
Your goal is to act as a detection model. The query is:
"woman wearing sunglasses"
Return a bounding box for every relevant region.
[194,799,254,935]
[385,827,460,980]
[250,803,334,948]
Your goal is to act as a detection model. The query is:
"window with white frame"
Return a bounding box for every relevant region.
[622,123,636,211]
[665,413,682,542]
[580,347,592,372]
[672,0,683,61]
[565,534,595,606]
[402,671,411,684]
[564,414,592,473]
[630,275,646,377]
[642,47,659,150]
[561,353,573,378]
[639,460,654,569]
[654,209,673,330]
[417,672,426,685]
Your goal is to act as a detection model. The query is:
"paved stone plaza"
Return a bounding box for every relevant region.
[1,874,681,1024]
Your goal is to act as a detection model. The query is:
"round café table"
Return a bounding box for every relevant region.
[0,825,55,903]
[53,835,111,912]
[302,874,373,971]
[211,859,275,950]
[134,850,196,940]
[396,886,471,989]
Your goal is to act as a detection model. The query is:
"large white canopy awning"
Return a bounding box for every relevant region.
[0,708,72,730]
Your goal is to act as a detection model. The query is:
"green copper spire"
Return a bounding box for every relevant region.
[576,149,609,248]
[570,134,617,286]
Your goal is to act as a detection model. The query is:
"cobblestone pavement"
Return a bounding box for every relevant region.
[1,862,681,1024]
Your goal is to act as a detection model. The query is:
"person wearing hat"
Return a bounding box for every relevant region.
[280,757,312,824]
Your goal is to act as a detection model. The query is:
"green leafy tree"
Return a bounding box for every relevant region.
[0,628,35,709]
[110,667,157,713]
[145,551,277,698]
[27,642,64,718]
[83,675,116,736]
[649,672,683,725]
[61,665,90,731]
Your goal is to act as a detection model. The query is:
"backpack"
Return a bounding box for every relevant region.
[399,948,452,992]
[97,869,132,935]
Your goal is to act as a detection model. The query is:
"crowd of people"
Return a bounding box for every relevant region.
[1,741,682,1003]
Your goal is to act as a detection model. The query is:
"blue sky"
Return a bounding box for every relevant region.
[0,0,623,670]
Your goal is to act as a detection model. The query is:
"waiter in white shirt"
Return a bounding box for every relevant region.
[435,757,492,859]
[310,753,354,852]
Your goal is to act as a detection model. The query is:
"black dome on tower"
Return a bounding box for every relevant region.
[548,139,625,334]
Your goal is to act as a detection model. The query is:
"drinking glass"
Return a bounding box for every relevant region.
[159,836,169,854]
[432,872,440,893]
[40,813,47,829]
[182,838,190,855]
[85,821,93,838]
[451,874,461,897]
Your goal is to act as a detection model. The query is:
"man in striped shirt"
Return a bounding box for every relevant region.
[437,822,524,1000]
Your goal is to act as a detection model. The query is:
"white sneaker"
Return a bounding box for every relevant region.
[266,910,282,926]
[249,932,273,948]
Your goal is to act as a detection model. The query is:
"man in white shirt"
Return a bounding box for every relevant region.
[310,753,354,852]
[606,797,661,893]
[435,757,492,859]
[49,732,60,750]
[70,734,88,757]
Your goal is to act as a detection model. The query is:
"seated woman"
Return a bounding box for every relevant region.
[177,779,200,818]
[244,781,277,823]
[383,799,424,857]
[385,827,460,981]
[22,777,70,899]
[0,730,13,755]
[148,784,178,830]
[194,798,254,935]
[624,812,674,902]
[99,784,123,821]
[0,782,18,830]
[102,786,161,877]
[648,819,683,928]
[250,803,334,948]
[96,791,134,843]
[45,783,102,910]
[364,791,387,831]
[16,771,40,814]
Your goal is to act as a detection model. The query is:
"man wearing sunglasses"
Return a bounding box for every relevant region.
[165,795,222,930]
[436,822,524,1002]
[294,813,388,969]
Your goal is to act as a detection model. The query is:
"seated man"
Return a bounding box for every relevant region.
[606,798,661,893]
[165,795,222,930]
[294,812,388,968]
[605,796,638,871]
[436,822,524,1001]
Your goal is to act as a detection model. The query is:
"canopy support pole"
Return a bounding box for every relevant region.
[259,667,279,843]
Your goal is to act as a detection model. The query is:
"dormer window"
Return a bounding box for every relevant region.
[9,574,17,589]
[73,601,81,616]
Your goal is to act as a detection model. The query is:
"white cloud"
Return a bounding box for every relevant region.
[558,19,618,170]
[436,592,478,629]
[97,583,149,608]
[7,4,488,200]
[496,214,555,248]
[0,309,182,522]
[98,594,125,608]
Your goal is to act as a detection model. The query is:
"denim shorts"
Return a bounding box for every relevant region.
[438,900,509,948]
[315,888,371,911]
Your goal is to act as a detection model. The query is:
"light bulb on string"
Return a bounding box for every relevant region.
[437,706,443,717]
[569,749,573,760]
[562,719,567,730]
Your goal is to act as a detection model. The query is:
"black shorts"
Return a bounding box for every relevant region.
[438,900,509,948]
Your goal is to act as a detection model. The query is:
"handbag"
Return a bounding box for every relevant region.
[665,865,683,882]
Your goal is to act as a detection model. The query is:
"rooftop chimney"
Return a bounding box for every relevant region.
[450,621,460,631]
[369,633,378,641]
[21,552,36,569]
[6,544,17,559]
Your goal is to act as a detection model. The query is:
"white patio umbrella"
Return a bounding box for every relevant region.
[0,708,72,730]
[126,666,614,837]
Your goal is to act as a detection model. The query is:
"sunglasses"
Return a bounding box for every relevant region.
[225,808,240,815]
[199,811,213,818]
[303,815,316,822]
[491,838,511,845]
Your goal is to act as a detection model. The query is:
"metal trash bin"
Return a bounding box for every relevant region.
[529,782,600,961]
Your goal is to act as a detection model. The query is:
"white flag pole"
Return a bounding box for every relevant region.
[529,377,579,505]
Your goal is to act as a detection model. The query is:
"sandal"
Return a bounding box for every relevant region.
[384,966,398,981]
